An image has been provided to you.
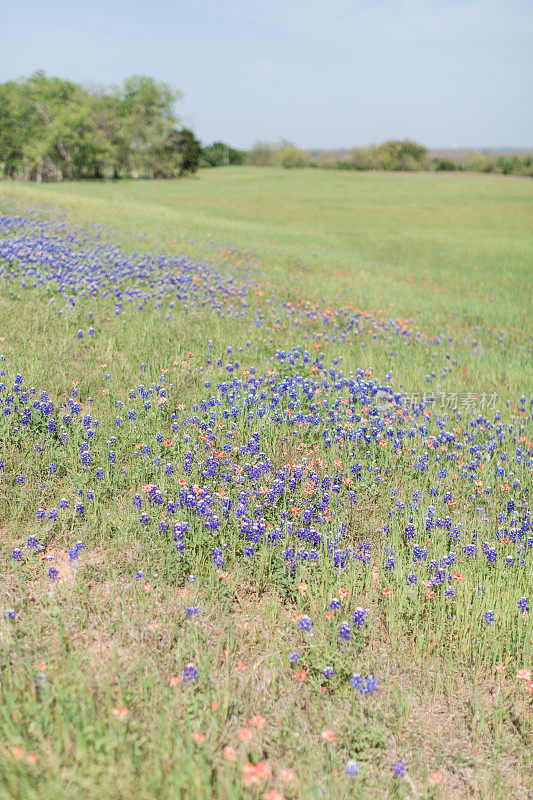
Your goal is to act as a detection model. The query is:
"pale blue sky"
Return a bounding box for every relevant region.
[2,0,531,148]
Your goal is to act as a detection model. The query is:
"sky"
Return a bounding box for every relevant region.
[1,0,532,149]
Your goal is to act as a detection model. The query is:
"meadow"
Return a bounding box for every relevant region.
[0,168,531,800]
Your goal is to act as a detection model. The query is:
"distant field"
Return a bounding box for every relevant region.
[0,169,531,800]
[3,168,532,398]
[3,168,531,314]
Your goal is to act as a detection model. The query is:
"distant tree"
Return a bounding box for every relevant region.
[119,75,181,178]
[170,128,202,175]
[0,80,30,178]
[348,147,374,170]
[227,146,245,165]
[272,145,310,168]
[246,141,277,166]
[201,141,245,167]
[496,155,524,175]
[399,139,428,163]
[433,158,458,172]
[351,139,429,171]
[313,151,338,169]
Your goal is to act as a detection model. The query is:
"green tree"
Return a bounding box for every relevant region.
[119,75,181,178]
[201,141,245,167]
[433,158,458,172]
[272,146,310,168]
[348,147,374,170]
[170,128,202,176]
[0,81,29,177]
[246,141,277,166]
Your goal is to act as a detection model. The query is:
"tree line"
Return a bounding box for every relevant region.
[1,73,530,181]
[246,139,533,176]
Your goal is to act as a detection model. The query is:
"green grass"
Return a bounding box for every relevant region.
[4,168,532,318]
[0,169,531,800]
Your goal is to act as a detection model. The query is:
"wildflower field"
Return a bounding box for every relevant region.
[0,168,531,800]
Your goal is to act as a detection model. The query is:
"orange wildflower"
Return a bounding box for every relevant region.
[111,706,128,718]
[223,745,238,761]
[238,727,256,742]
[278,768,295,783]
[242,761,271,786]
[264,791,285,800]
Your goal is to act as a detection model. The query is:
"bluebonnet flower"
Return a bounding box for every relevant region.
[350,673,364,692]
[288,651,299,664]
[47,567,59,580]
[299,615,312,632]
[351,673,378,695]
[518,597,529,613]
[182,663,198,683]
[345,760,359,777]
[483,610,495,625]
[392,761,408,777]
[186,606,199,617]
[352,607,369,627]
[338,621,351,640]
[68,541,84,561]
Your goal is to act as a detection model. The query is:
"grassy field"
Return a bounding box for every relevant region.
[0,168,531,800]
